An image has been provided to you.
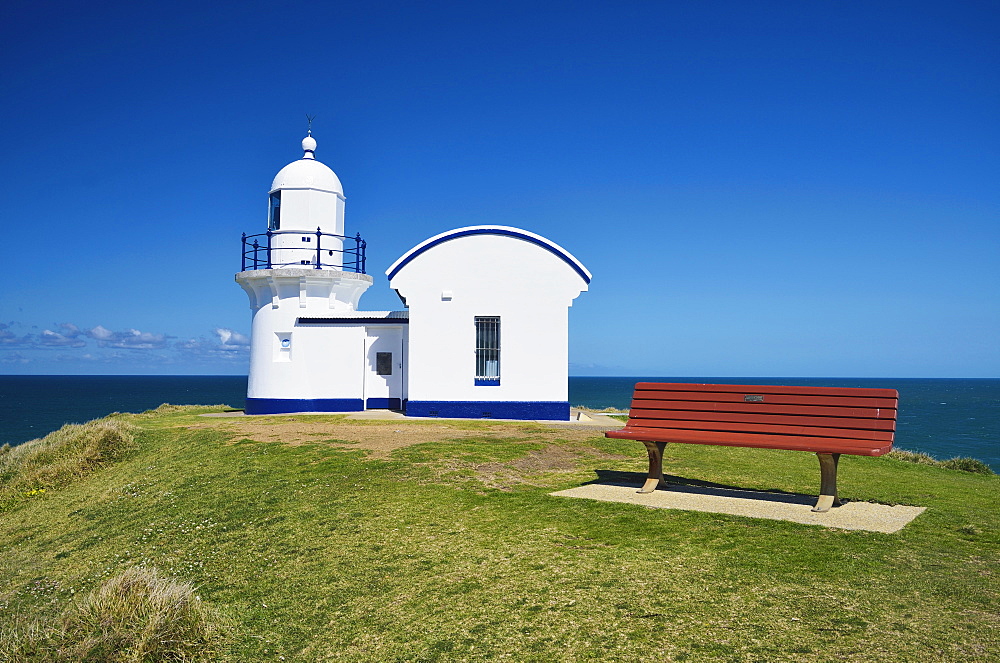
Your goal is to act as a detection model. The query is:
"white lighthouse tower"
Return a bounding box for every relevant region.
[235,132,376,414]
[235,129,590,419]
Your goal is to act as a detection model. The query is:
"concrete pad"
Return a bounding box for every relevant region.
[561,409,626,428]
[551,482,926,533]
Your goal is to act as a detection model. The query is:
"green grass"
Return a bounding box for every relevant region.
[1,407,997,662]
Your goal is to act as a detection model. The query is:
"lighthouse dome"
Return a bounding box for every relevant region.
[270,136,343,195]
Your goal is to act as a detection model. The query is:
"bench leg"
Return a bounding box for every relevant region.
[639,441,668,493]
[813,452,843,512]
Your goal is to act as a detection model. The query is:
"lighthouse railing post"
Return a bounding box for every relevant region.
[266,230,273,269]
[357,234,366,274]
[316,227,322,269]
[241,233,247,271]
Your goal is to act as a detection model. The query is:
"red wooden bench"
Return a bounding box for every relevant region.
[605,383,898,512]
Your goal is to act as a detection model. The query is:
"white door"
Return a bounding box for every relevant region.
[364,327,403,409]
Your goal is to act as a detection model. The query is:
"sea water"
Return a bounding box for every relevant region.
[1,375,996,471]
[0,375,247,447]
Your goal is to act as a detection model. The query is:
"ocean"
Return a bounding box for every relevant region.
[1,375,997,471]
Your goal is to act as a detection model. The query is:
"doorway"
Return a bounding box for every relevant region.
[364,327,404,409]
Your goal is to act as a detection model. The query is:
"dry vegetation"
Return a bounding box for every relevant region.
[0,417,138,512]
[2,566,226,662]
[885,448,994,474]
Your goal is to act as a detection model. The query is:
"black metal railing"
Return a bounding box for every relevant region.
[241,229,367,273]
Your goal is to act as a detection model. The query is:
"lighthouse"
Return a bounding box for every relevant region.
[236,133,379,414]
[236,130,590,419]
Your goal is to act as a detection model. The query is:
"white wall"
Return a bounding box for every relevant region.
[389,232,588,404]
[271,189,346,268]
[237,269,373,403]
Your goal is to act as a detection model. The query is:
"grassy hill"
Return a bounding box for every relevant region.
[1,407,997,662]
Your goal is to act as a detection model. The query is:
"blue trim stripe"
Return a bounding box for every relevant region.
[405,401,569,421]
[366,397,402,410]
[386,228,591,284]
[245,398,364,414]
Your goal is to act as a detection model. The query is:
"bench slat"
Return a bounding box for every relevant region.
[629,398,896,421]
[621,418,895,441]
[635,382,898,398]
[632,389,897,409]
[606,427,893,456]
[625,408,897,430]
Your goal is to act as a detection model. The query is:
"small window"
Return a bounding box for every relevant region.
[475,316,500,385]
[274,332,291,362]
[268,192,281,230]
[376,352,393,376]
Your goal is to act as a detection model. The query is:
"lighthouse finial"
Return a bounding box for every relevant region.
[302,115,317,158]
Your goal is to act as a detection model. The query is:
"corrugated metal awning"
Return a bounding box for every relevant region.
[297,311,409,325]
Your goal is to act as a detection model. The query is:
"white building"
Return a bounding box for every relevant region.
[236,133,590,420]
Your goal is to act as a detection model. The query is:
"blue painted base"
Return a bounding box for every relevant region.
[366,397,402,410]
[245,398,364,415]
[405,401,569,421]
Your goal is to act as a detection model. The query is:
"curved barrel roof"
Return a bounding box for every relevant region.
[385,225,592,284]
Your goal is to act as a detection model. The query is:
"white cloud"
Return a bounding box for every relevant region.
[3,320,249,368]
[215,328,250,348]
[1,351,30,364]
[57,322,85,337]
[88,325,114,341]
[174,328,250,361]
[88,325,169,350]
[0,323,32,347]
[39,329,87,348]
[54,352,99,363]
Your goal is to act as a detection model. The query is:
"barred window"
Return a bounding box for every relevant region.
[474,316,500,385]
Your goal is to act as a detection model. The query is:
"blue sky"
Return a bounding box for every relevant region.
[1,1,996,377]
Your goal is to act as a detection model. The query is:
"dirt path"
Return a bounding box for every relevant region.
[189,416,615,459]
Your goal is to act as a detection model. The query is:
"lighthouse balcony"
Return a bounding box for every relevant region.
[241,229,367,273]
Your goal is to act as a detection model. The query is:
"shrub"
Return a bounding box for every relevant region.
[0,567,227,662]
[939,456,994,475]
[886,448,995,475]
[885,449,939,466]
[140,404,231,415]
